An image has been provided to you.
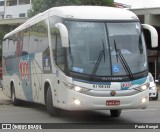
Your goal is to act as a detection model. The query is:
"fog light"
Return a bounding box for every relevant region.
[142,98,147,103]
[74,99,81,105]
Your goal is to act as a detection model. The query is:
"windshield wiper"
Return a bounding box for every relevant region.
[114,40,119,63]
[92,39,105,79]
[102,39,106,62]
[114,40,134,80]
[117,49,134,79]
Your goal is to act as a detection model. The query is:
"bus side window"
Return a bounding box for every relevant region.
[8,35,17,58]
[29,21,49,54]
[16,31,26,56]
[3,39,9,58]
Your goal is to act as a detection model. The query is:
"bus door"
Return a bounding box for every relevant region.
[53,32,67,109]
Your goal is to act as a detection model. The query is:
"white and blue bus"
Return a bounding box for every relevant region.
[2,6,158,117]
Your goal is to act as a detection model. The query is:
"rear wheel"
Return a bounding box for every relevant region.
[110,109,121,117]
[11,84,21,106]
[46,87,61,116]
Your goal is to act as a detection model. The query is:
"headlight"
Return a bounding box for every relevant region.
[141,85,148,90]
[74,86,82,92]
[63,81,90,93]
[134,84,149,91]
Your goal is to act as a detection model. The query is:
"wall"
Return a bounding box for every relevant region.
[5,4,32,19]
[144,14,160,26]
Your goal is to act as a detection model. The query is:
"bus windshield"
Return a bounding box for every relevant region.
[65,21,147,80]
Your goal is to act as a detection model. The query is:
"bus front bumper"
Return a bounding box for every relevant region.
[66,89,149,110]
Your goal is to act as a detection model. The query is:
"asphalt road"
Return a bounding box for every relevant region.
[0,89,159,132]
[0,99,159,123]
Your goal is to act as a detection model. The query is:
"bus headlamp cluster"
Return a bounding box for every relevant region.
[134,84,149,92]
[63,81,90,93]
[74,86,82,92]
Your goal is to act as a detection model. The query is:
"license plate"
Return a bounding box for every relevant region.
[106,100,120,106]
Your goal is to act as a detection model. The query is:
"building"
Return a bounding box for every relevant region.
[0,0,32,67]
[0,0,32,32]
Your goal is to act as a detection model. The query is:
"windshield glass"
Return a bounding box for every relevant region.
[108,22,147,76]
[65,21,147,77]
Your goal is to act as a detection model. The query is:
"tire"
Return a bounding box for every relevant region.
[11,84,21,106]
[110,109,121,117]
[152,91,159,100]
[46,87,61,116]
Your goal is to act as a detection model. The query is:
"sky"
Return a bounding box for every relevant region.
[114,0,160,9]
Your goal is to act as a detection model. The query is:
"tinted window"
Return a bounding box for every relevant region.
[29,20,49,54]
[7,35,17,58]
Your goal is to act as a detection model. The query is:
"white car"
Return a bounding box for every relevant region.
[149,73,159,100]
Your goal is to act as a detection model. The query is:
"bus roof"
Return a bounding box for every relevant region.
[4,6,138,39]
[50,6,138,20]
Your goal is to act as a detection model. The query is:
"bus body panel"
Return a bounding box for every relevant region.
[2,6,156,113]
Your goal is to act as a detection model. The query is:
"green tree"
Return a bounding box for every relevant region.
[28,0,114,17]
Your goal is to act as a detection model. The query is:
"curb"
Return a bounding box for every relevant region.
[0,89,11,105]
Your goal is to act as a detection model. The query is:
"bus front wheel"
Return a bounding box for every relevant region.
[110,109,121,117]
[46,87,60,116]
[11,84,21,106]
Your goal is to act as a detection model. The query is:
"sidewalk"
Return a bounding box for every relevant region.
[0,88,11,105]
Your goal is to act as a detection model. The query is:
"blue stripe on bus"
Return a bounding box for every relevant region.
[121,77,147,90]
[132,77,147,85]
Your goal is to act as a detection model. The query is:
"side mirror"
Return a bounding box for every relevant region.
[55,23,69,47]
[155,80,159,83]
[142,24,158,48]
